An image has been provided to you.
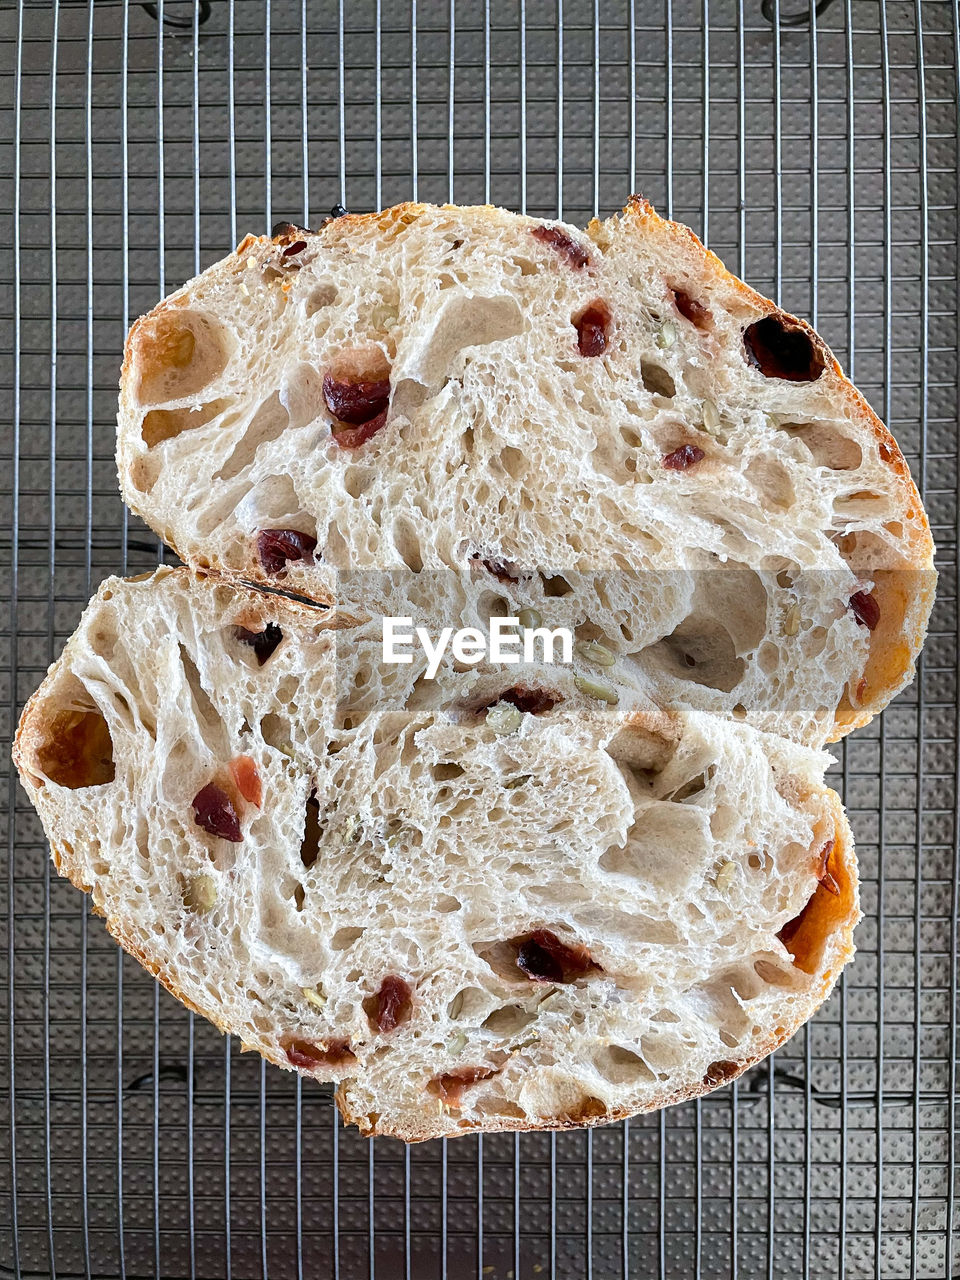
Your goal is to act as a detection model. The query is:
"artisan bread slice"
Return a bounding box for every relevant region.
[16,568,858,1141]
[116,199,934,746]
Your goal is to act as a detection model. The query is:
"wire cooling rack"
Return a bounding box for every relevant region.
[0,0,958,1276]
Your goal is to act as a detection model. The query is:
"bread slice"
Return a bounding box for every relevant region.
[116,198,934,746]
[15,568,859,1141]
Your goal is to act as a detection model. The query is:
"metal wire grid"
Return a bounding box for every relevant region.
[0,0,957,1276]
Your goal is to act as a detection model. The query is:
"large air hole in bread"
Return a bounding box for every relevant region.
[132,309,231,405]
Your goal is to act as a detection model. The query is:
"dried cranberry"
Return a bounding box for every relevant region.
[849,590,880,631]
[256,529,317,575]
[672,287,711,330]
[703,1059,741,1089]
[471,555,521,583]
[365,975,413,1033]
[229,755,263,808]
[234,622,283,665]
[283,1036,356,1070]
[662,444,705,471]
[575,301,611,356]
[282,239,308,257]
[743,314,826,382]
[192,783,243,843]
[530,225,590,269]
[516,937,564,983]
[513,928,600,983]
[322,373,391,425]
[815,839,840,896]
[330,409,388,450]
[427,1065,497,1105]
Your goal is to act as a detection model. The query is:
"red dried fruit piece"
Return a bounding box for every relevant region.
[322,373,391,425]
[330,409,388,450]
[192,783,243,843]
[229,755,263,809]
[703,1059,741,1089]
[282,240,307,257]
[283,1036,357,1071]
[513,928,600,983]
[574,301,611,357]
[234,622,283,665]
[849,589,880,631]
[530,224,590,269]
[815,839,840,897]
[256,529,317,575]
[743,313,826,382]
[672,287,711,330]
[662,444,705,471]
[471,554,521,583]
[365,975,413,1033]
[426,1065,498,1106]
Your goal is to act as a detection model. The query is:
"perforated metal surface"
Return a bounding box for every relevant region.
[0,1,958,1276]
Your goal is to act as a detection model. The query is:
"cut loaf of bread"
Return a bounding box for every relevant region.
[16,569,858,1141]
[117,199,934,746]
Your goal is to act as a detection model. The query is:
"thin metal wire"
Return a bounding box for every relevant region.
[483,0,490,206]
[224,4,237,1272]
[6,3,24,1274]
[628,0,636,196]
[264,0,273,230]
[519,0,527,213]
[301,0,309,226]
[876,2,894,1270]
[513,1133,521,1280]
[152,6,165,1273]
[767,4,784,1274]
[403,1143,411,1280]
[910,3,929,1273]
[44,6,60,1274]
[621,1118,629,1279]
[556,0,563,218]
[803,4,820,1276]
[331,1106,340,1280]
[411,0,419,202]
[117,3,130,1273]
[367,1133,375,1279]
[658,1112,665,1280]
[664,0,673,216]
[374,0,382,210]
[81,4,95,1276]
[259,1060,268,1280]
[447,0,455,205]
[338,0,346,208]
[476,1134,484,1280]
[839,3,854,1273]
[949,5,960,1261]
